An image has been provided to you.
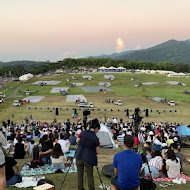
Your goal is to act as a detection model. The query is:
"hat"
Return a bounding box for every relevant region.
[124,135,134,148]
[149,131,154,135]
[173,137,178,142]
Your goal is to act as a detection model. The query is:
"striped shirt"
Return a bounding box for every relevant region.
[149,156,163,170]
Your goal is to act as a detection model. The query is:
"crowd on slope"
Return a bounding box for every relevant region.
[0,116,189,190]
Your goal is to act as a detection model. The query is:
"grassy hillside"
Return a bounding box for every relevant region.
[0,73,190,124]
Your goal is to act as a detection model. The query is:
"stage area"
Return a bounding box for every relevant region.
[167,81,186,86]
[80,86,113,93]
[142,82,159,85]
[50,87,69,93]
[33,80,61,85]
[22,96,45,103]
[72,83,84,86]
[66,95,87,102]
[99,82,111,86]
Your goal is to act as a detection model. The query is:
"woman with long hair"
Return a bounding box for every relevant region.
[51,143,67,170]
[166,149,180,178]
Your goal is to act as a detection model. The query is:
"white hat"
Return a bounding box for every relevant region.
[149,131,154,135]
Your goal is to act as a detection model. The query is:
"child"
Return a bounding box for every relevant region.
[146,148,152,162]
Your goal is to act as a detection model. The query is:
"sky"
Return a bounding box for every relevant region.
[0,0,190,62]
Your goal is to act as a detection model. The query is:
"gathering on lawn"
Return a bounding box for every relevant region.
[0,115,190,190]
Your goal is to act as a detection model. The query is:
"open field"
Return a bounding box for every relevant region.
[1,73,190,189]
[0,73,190,124]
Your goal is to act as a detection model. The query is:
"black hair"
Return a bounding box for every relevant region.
[124,135,134,148]
[167,149,178,163]
[41,134,48,142]
[51,143,64,158]
[152,150,161,157]
[89,118,100,130]
[17,137,23,143]
[170,143,178,150]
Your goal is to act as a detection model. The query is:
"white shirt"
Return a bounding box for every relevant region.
[166,158,181,178]
[58,140,69,153]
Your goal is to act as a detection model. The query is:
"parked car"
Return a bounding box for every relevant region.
[168,100,176,106]
[78,102,94,108]
[114,100,123,106]
[13,99,22,106]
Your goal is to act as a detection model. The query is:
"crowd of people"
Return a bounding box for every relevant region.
[0,116,188,190]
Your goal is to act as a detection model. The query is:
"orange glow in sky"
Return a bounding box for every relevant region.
[0,0,190,61]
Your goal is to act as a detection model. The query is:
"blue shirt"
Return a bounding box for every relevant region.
[113,150,142,189]
[69,135,77,145]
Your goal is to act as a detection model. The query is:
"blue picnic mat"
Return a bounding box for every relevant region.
[21,150,77,176]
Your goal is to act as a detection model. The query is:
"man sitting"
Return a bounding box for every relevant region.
[111,135,142,190]
[38,135,53,164]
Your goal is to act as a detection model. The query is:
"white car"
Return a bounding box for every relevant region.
[78,102,94,108]
[13,100,22,106]
[114,100,123,106]
[168,100,175,106]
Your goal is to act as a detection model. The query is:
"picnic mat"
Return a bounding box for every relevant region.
[14,176,45,188]
[21,150,77,176]
[153,173,190,182]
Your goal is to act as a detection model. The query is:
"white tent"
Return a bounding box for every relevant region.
[96,123,117,148]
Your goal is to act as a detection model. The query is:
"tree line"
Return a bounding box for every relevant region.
[0,58,190,77]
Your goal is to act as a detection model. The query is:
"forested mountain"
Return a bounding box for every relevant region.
[96,39,190,64]
[0,61,46,69]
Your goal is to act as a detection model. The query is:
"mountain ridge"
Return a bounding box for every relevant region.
[95,39,190,64]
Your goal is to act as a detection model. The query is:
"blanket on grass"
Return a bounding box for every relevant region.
[153,173,190,182]
[14,176,45,188]
[20,150,77,176]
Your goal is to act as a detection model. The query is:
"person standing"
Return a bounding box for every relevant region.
[111,135,142,190]
[75,119,100,190]
[0,129,7,190]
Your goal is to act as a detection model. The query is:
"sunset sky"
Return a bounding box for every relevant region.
[0,0,190,61]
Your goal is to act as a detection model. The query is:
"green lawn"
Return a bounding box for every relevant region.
[6,147,190,190]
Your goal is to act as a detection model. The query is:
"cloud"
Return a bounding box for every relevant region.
[135,44,142,50]
[115,38,125,52]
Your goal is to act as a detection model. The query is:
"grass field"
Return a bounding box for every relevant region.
[0,73,190,124]
[6,146,190,190]
[1,72,190,189]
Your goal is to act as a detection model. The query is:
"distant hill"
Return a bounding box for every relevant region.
[0,61,46,70]
[96,39,190,64]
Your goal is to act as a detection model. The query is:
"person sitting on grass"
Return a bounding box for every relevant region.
[5,154,22,186]
[51,143,67,170]
[13,137,26,159]
[37,134,53,164]
[58,133,70,153]
[166,149,181,179]
[111,135,142,190]
[24,139,30,157]
[170,143,183,172]
[144,150,163,178]
[69,132,77,145]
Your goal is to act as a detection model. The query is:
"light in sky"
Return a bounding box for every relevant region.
[0,0,190,61]
[116,38,125,53]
